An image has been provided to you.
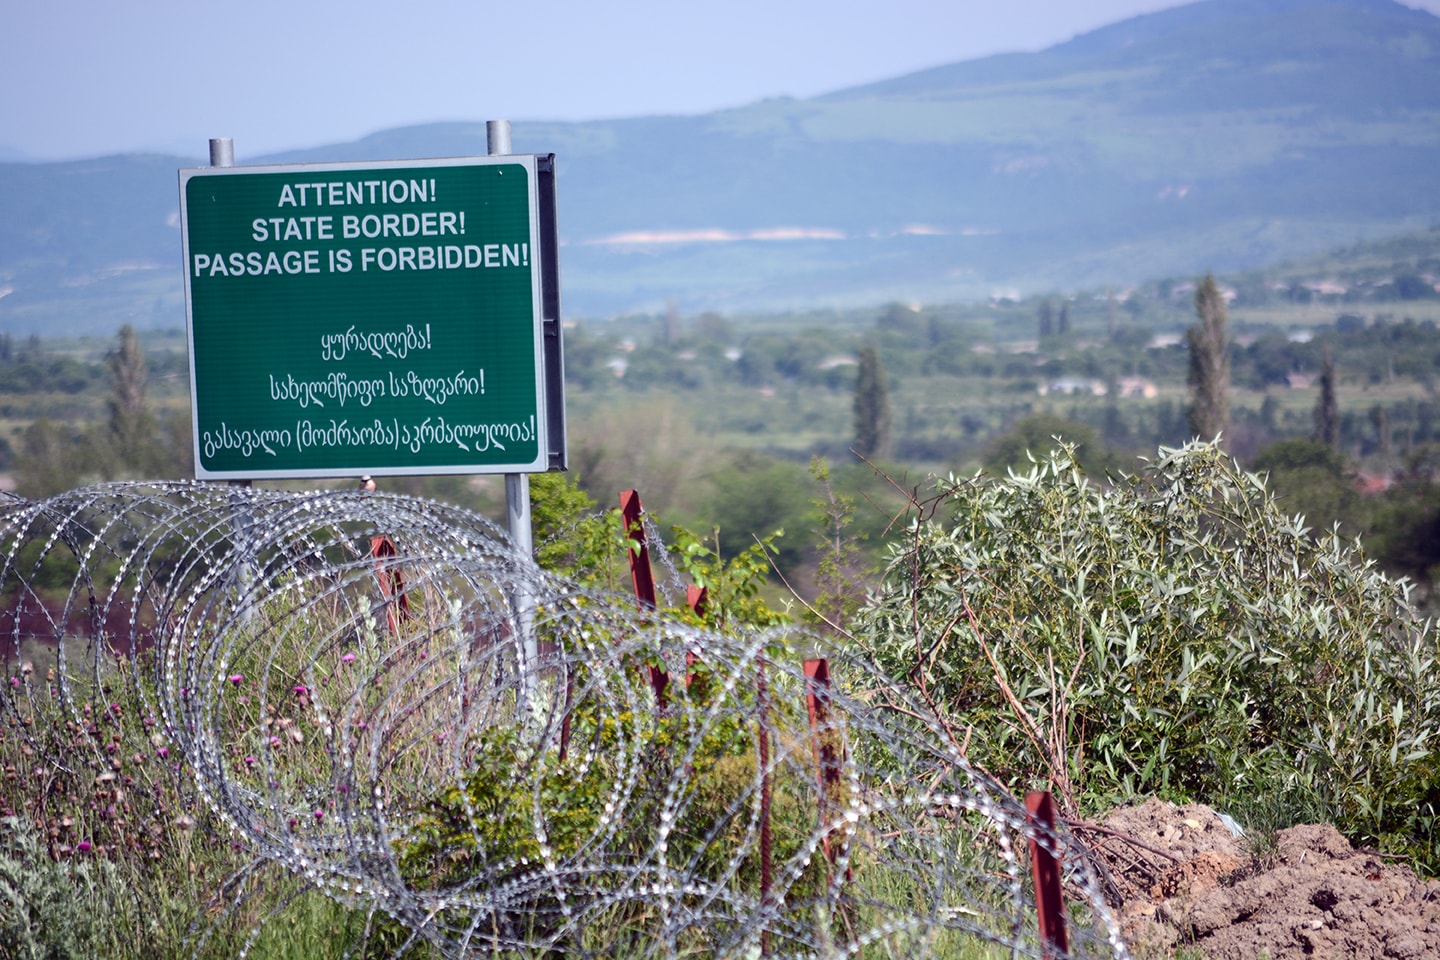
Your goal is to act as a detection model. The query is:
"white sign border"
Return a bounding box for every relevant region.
[179,154,550,481]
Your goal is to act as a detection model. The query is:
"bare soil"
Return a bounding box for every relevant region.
[1084,797,1440,959]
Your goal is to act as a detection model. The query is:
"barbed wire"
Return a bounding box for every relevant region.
[0,481,1130,959]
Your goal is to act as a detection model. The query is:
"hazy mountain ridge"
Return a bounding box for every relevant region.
[2,0,1438,333]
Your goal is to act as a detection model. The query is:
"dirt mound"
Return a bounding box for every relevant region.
[1084,798,1440,959]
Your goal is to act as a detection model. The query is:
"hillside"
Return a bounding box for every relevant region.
[1,0,1439,334]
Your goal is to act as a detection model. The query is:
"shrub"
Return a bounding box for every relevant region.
[0,814,117,959]
[855,440,1440,871]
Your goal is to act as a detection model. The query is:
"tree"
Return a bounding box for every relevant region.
[855,441,1440,867]
[1037,299,1055,339]
[1252,438,1361,534]
[14,418,83,496]
[982,413,1108,478]
[106,324,153,471]
[1314,344,1339,448]
[852,345,891,460]
[808,457,869,635]
[1187,274,1230,444]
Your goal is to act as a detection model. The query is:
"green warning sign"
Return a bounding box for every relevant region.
[179,155,558,479]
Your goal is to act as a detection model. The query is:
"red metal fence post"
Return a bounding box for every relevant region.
[757,656,773,958]
[684,585,707,696]
[369,535,410,637]
[1026,790,1069,958]
[619,490,670,706]
[804,657,849,873]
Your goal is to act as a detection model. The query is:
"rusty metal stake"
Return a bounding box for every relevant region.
[620,490,670,706]
[804,657,850,876]
[1026,790,1069,958]
[757,656,773,958]
[685,585,707,695]
[369,535,410,637]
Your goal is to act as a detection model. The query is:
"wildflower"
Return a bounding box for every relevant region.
[7,677,16,688]
[229,674,244,685]
[341,652,356,663]
[313,809,324,821]
[244,756,256,766]
[76,840,92,853]
[156,747,168,758]
[293,685,308,696]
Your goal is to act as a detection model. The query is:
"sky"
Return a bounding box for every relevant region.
[5,0,1440,162]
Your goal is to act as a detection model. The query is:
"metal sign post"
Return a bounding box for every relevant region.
[490,120,538,709]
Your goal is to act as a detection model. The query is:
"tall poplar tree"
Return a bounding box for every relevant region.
[1187,275,1230,444]
[1314,345,1339,448]
[1037,299,1055,339]
[853,345,891,460]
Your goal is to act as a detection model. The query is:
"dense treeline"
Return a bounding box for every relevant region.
[3,241,1439,603]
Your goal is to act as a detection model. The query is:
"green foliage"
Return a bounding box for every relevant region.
[394,667,827,946]
[982,413,1112,478]
[691,452,812,575]
[667,524,789,629]
[11,327,193,495]
[807,457,870,635]
[855,440,1440,871]
[530,472,627,587]
[0,815,119,959]
[1365,458,1440,591]
[1251,438,1363,535]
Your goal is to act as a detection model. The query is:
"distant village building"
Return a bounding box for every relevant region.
[1356,472,1392,496]
[1039,378,1107,397]
[1285,372,1313,389]
[1115,376,1159,399]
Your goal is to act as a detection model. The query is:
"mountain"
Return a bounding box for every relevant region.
[2,0,1439,334]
